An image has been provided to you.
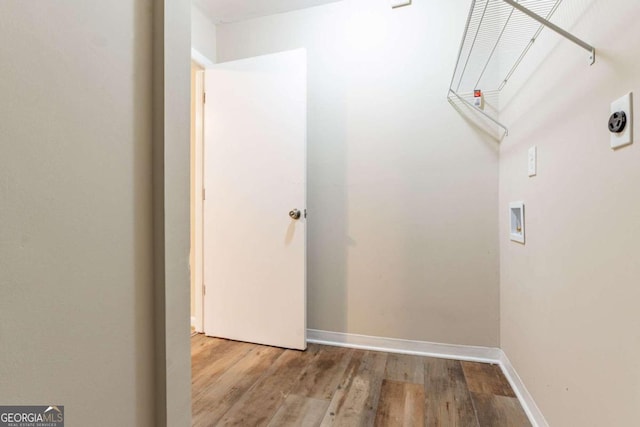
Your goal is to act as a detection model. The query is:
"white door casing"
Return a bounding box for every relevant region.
[193,68,205,333]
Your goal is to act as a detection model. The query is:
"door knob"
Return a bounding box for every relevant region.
[289,209,301,220]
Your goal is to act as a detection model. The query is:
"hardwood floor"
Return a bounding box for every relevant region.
[191,335,531,427]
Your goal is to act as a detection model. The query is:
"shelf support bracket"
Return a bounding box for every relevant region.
[501,0,595,65]
[448,89,509,137]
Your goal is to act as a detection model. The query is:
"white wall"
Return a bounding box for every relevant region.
[0,1,155,425]
[499,0,640,425]
[192,4,217,64]
[217,0,500,346]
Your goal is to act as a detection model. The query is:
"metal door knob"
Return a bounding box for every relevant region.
[289,209,301,220]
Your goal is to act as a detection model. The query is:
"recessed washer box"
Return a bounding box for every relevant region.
[510,202,525,244]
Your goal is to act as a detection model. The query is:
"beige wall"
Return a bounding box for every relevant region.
[0,1,155,425]
[499,0,640,425]
[153,0,192,425]
[217,0,500,346]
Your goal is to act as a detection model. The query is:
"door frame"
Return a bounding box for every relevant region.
[192,48,215,69]
[190,48,213,333]
[153,4,206,425]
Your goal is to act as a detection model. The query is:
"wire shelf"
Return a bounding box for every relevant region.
[447,0,595,140]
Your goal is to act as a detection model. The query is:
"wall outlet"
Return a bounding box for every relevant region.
[528,146,537,177]
[610,92,633,149]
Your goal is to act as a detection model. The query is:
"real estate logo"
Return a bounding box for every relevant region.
[0,405,64,427]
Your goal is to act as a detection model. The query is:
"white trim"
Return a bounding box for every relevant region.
[307,329,501,363]
[498,351,549,427]
[191,48,215,68]
[193,69,205,334]
[307,329,547,427]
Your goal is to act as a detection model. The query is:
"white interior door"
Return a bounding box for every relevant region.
[203,49,307,350]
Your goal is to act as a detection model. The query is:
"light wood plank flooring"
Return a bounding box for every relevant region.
[192,334,531,427]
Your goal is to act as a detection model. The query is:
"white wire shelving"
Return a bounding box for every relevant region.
[448,0,595,139]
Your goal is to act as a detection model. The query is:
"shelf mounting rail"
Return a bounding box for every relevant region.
[502,0,595,65]
[448,0,596,139]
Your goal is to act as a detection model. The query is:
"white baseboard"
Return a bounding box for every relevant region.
[498,351,549,427]
[307,329,502,364]
[307,329,547,427]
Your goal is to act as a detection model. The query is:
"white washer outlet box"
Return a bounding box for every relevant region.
[528,146,537,177]
[509,202,525,244]
[610,92,633,149]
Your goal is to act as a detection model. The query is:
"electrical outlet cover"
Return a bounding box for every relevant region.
[610,92,633,149]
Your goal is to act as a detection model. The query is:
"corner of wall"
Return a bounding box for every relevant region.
[191,4,217,65]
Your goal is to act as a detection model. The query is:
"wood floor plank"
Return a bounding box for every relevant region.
[192,345,284,427]
[191,336,243,372]
[470,392,531,427]
[191,338,532,427]
[374,379,425,427]
[191,339,255,399]
[266,395,330,427]
[191,334,224,364]
[424,358,479,427]
[384,353,425,385]
[217,347,321,426]
[461,362,515,398]
[320,350,388,426]
[292,345,354,400]
[190,333,207,353]
[192,337,232,377]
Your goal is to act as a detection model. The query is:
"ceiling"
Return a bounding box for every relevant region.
[193,0,343,24]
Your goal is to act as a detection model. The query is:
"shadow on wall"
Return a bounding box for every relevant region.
[306,42,350,334]
[132,1,155,426]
